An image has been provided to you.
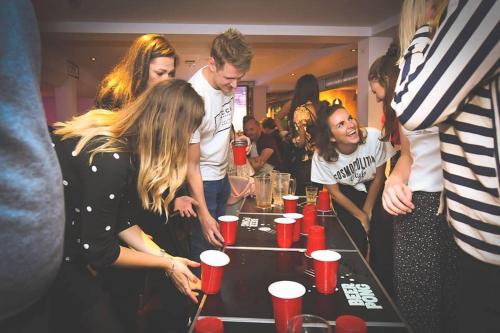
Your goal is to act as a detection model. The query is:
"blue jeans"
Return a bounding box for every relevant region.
[190,175,230,276]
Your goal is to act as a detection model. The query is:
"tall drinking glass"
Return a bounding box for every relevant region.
[255,174,272,209]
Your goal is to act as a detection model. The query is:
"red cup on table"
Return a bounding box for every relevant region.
[301,204,317,235]
[274,217,296,248]
[231,140,248,166]
[306,225,326,257]
[218,215,239,246]
[311,250,341,294]
[283,195,299,213]
[335,315,367,333]
[200,250,230,294]
[283,213,303,242]
[194,316,224,333]
[268,281,306,333]
[317,189,331,212]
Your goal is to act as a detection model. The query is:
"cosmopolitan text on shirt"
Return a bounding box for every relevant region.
[334,156,376,183]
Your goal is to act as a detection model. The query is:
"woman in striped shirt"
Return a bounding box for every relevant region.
[391,0,500,332]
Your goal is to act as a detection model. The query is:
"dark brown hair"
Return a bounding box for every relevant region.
[315,102,366,162]
[95,34,177,110]
[368,44,399,142]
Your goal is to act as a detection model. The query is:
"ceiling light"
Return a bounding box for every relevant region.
[350,48,357,52]
[291,73,295,76]
[91,57,96,61]
[333,98,343,105]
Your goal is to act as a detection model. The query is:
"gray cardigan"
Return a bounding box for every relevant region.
[0,0,64,320]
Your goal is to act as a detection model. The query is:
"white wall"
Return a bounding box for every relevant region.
[253,85,268,121]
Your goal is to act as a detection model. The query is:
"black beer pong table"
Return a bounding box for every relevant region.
[188,197,410,333]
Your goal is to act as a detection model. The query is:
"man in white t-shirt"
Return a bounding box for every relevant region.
[187,28,252,270]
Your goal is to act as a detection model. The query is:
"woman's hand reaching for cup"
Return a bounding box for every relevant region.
[166,257,201,303]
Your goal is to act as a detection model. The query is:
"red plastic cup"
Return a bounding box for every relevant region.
[283,213,303,242]
[301,204,317,235]
[218,215,239,246]
[200,250,230,294]
[335,315,367,333]
[283,195,299,213]
[194,316,224,333]
[274,217,295,248]
[306,225,326,257]
[232,141,247,166]
[317,189,331,211]
[311,250,341,294]
[268,281,306,333]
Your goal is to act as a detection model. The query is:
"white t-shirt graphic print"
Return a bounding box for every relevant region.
[311,128,396,192]
[189,67,234,181]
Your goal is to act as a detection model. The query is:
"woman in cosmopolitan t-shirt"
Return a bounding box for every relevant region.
[311,103,396,256]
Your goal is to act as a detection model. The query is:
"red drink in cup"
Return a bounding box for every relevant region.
[283,195,299,213]
[283,213,303,242]
[268,281,306,333]
[200,250,230,294]
[335,315,367,333]
[301,204,317,235]
[218,215,238,246]
[311,250,341,294]
[274,217,295,248]
[232,140,247,166]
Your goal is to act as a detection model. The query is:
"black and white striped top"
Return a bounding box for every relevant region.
[391,0,500,266]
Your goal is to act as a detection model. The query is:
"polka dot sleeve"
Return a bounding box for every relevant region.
[77,149,135,267]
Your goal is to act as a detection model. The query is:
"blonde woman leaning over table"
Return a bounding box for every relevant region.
[49,80,204,333]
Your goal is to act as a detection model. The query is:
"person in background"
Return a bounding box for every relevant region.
[243,116,284,174]
[311,103,396,257]
[95,34,177,110]
[380,2,458,333]
[262,117,291,172]
[187,28,253,274]
[0,1,65,332]
[281,74,321,195]
[49,80,204,333]
[369,44,401,160]
[94,33,196,333]
[391,1,499,332]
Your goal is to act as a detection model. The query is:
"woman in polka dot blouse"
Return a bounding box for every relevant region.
[49,79,205,332]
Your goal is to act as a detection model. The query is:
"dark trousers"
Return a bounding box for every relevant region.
[0,295,49,333]
[457,249,500,333]
[190,175,231,277]
[334,183,393,294]
[49,263,124,333]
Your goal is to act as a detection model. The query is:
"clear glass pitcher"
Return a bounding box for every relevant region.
[271,172,296,207]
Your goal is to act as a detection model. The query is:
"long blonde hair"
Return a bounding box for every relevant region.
[55,79,204,215]
[399,0,448,58]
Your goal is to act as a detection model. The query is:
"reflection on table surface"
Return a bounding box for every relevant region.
[188,197,409,333]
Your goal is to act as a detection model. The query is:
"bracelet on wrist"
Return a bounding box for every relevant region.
[158,249,174,277]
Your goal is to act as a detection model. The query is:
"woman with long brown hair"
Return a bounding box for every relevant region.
[311,103,396,257]
[281,74,321,194]
[95,34,177,110]
[50,79,204,332]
